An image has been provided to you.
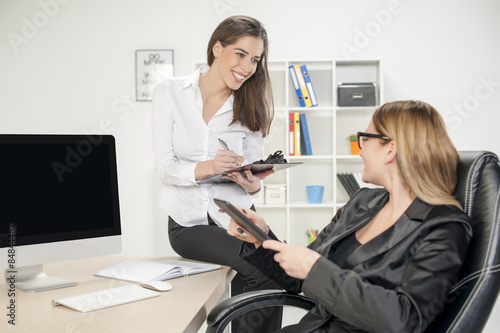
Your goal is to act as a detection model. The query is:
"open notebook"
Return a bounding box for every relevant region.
[94,259,222,283]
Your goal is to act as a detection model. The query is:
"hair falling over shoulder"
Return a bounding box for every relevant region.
[206,15,273,137]
[373,100,462,209]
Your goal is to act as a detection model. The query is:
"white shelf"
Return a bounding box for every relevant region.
[255,204,287,209]
[336,155,363,160]
[289,203,336,208]
[288,106,334,112]
[336,106,378,112]
[257,202,336,209]
[288,155,334,161]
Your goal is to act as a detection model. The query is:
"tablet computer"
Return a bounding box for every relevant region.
[214,198,272,243]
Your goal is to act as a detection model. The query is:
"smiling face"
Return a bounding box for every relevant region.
[211,36,264,91]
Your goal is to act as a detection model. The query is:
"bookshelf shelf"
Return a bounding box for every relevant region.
[290,203,336,208]
[336,106,378,112]
[336,155,362,160]
[255,204,288,209]
[257,202,336,209]
[288,106,334,112]
[288,155,334,161]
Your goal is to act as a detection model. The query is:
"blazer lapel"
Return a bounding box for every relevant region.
[345,198,433,268]
[314,192,388,255]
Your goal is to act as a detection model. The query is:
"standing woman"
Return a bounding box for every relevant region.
[152,16,281,331]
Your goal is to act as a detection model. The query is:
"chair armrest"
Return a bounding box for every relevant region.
[206,289,316,332]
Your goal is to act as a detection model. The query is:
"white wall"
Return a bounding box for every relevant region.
[2,0,500,249]
[1,1,500,328]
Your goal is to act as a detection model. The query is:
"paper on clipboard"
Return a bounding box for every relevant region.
[197,162,303,184]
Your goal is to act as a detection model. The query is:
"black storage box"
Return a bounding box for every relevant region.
[338,82,377,107]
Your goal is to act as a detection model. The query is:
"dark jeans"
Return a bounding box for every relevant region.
[168,214,283,332]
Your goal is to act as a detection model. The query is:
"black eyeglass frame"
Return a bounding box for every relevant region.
[357,132,390,149]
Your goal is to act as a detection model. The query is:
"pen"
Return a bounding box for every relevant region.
[218,138,230,151]
[218,138,242,167]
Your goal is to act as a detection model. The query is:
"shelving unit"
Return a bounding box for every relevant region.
[192,59,382,245]
[259,59,383,245]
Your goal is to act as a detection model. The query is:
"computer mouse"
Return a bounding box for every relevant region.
[140,280,173,292]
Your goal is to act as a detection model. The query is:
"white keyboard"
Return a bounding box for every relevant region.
[52,284,161,313]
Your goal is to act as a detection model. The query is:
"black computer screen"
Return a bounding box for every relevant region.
[0,134,121,247]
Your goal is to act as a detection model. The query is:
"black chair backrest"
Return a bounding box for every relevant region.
[425,151,500,332]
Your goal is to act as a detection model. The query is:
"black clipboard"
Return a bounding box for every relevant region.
[197,162,302,184]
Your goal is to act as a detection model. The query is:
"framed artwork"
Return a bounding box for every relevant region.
[135,49,174,101]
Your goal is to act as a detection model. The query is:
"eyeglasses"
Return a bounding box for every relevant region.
[357,132,390,149]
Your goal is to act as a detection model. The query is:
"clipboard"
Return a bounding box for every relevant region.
[197,162,303,184]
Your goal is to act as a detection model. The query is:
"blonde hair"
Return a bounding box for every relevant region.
[372,100,461,209]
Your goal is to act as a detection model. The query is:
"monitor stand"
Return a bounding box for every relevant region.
[5,264,78,293]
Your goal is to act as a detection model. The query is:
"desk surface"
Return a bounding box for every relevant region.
[0,256,234,333]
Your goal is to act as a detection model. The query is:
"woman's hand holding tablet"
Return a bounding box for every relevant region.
[214,198,273,244]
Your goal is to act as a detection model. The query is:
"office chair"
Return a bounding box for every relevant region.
[206,151,500,333]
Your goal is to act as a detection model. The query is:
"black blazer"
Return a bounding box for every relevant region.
[242,188,472,333]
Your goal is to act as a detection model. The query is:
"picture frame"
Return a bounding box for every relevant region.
[135,49,174,101]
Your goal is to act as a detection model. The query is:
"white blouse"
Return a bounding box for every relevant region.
[152,66,265,228]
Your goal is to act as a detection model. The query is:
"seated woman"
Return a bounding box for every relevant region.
[226,100,472,333]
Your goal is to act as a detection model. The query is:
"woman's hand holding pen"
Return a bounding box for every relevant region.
[212,149,244,174]
[194,149,243,180]
[216,137,274,193]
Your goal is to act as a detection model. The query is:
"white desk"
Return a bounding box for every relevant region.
[0,256,235,333]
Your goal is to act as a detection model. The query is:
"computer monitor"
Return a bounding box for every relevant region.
[0,134,122,292]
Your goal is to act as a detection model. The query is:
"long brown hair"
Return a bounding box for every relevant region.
[207,16,273,137]
[372,100,462,208]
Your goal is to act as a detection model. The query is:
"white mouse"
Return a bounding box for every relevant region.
[140,280,173,292]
